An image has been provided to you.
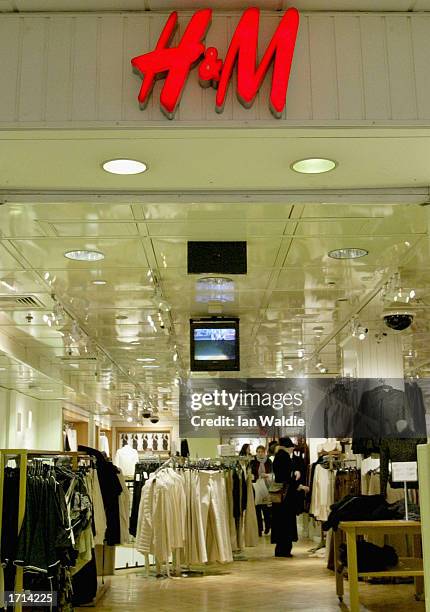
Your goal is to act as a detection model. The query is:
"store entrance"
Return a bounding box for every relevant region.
[0,198,428,612]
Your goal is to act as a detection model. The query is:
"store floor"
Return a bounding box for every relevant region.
[81,537,425,612]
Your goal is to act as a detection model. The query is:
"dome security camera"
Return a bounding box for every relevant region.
[382,310,414,331]
[150,415,160,424]
[142,409,152,419]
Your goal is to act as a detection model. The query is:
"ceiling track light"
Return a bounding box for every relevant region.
[351,317,368,341]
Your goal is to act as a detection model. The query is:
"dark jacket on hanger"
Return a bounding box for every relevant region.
[78,445,123,546]
[232,467,248,518]
[379,437,427,496]
[405,382,427,436]
[180,439,190,458]
[352,386,406,454]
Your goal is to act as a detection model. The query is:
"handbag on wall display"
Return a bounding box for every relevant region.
[268,482,289,504]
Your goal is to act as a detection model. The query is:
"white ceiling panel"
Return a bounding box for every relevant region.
[3,128,430,192]
[0,198,429,414]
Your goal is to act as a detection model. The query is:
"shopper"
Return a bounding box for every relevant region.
[239,443,252,456]
[271,437,302,557]
[250,445,273,536]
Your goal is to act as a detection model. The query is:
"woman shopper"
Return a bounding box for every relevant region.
[271,437,303,557]
[239,443,252,456]
[250,445,273,536]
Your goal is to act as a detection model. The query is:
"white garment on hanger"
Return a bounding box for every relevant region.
[117,469,131,545]
[85,469,107,546]
[66,427,78,452]
[114,444,139,476]
[99,433,110,457]
[310,464,336,522]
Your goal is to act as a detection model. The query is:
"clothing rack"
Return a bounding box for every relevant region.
[321,456,357,471]
[0,450,98,611]
[137,455,250,579]
[152,456,175,475]
[0,449,93,612]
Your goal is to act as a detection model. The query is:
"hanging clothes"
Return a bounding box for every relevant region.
[99,433,110,457]
[0,467,20,605]
[117,469,131,545]
[309,464,336,522]
[114,444,139,477]
[136,465,244,567]
[243,470,259,548]
[78,445,123,546]
[84,468,107,547]
[64,427,78,452]
[129,461,161,538]
[379,437,427,496]
[405,381,427,435]
[352,385,407,454]
[6,460,101,612]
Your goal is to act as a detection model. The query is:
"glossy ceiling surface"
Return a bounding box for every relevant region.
[0,199,428,417]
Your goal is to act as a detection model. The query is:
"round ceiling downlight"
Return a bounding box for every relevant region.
[328,248,368,260]
[291,158,337,174]
[65,250,105,262]
[102,159,148,175]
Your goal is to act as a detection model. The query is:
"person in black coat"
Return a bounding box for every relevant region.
[271,437,303,557]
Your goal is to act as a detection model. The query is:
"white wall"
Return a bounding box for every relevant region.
[342,334,404,379]
[2,390,63,451]
[0,11,429,126]
[187,437,219,458]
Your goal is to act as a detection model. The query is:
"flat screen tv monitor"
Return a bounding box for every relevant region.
[190,318,240,372]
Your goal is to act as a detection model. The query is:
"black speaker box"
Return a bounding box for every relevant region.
[187,241,247,274]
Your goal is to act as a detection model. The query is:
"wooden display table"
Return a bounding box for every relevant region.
[333,520,424,612]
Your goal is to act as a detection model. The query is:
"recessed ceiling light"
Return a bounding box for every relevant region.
[328,248,368,260]
[142,365,160,369]
[92,280,107,286]
[137,358,156,362]
[0,367,6,371]
[291,158,337,174]
[65,250,105,262]
[102,159,148,175]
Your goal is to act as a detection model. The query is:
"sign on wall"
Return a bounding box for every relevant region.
[131,7,299,119]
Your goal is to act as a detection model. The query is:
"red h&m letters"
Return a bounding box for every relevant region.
[131,7,300,119]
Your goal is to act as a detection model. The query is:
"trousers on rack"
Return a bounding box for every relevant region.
[199,472,233,564]
[184,470,206,565]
